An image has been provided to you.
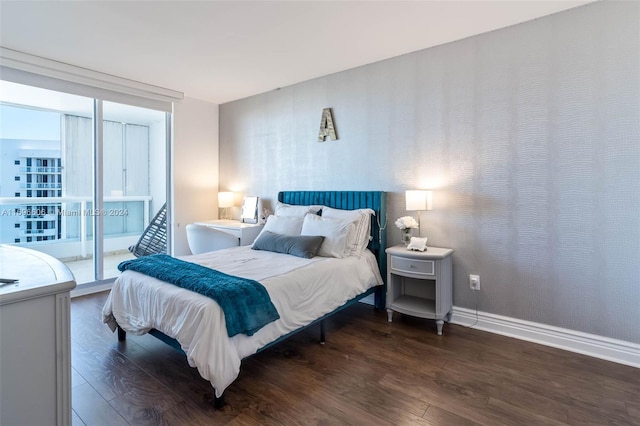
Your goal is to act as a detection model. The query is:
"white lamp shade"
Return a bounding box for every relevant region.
[405,190,433,211]
[218,191,235,208]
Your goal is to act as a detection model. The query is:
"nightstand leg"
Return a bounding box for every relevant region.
[386,309,393,322]
[436,320,444,336]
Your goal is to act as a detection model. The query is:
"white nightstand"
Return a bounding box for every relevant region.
[193,219,264,246]
[385,245,454,335]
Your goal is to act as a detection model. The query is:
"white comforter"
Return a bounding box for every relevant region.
[102,246,383,397]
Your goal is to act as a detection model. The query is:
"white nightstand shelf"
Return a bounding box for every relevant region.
[391,295,437,317]
[385,245,454,335]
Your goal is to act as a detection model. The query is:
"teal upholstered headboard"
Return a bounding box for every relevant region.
[277,191,387,293]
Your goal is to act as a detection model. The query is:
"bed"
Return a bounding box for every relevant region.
[102,190,387,407]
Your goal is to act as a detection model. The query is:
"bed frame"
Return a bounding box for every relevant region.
[116,190,387,408]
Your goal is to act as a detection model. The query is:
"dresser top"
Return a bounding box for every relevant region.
[0,245,76,305]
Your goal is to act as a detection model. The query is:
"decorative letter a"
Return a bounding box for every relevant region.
[318,108,338,142]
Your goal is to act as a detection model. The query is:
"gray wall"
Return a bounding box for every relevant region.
[219,1,639,344]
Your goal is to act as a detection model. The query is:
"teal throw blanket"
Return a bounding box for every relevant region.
[118,254,280,337]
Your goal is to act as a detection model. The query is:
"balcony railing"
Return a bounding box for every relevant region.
[20,167,62,173]
[0,195,153,258]
[21,214,58,220]
[20,183,63,189]
[24,229,46,234]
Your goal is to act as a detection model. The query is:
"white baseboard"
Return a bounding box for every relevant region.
[70,280,113,298]
[450,306,640,368]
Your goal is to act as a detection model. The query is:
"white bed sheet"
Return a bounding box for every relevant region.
[102,246,383,397]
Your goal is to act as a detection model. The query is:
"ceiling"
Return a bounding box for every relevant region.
[0,1,593,105]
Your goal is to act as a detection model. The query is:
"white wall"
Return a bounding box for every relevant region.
[149,119,167,214]
[219,1,640,344]
[172,97,219,255]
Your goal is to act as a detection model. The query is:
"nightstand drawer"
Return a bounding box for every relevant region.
[390,256,435,276]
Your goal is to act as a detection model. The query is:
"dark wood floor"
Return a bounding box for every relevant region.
[71,291,639,425]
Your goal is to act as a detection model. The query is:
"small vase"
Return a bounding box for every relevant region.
[401,229,413,246]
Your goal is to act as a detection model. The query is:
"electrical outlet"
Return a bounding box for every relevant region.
[469,274,480,290]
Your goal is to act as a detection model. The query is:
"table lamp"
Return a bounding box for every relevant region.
[405,190,433,237]
[218,191,235,220]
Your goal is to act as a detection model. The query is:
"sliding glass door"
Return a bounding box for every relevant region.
[100,101,167,280]
[0,80,169,284]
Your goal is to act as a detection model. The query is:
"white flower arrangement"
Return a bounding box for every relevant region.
[395,216,419,230]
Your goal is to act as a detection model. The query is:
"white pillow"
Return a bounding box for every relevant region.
[300,214,354,258]
[321,206,375,256]
[274,201,321,218]
[252,215,304,247]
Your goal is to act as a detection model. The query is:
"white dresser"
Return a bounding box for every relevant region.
[0,245,76,426]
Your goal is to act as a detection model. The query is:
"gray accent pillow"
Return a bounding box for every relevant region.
[251,231,324,259]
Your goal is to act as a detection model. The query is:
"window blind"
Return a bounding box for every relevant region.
[0,47,183,112]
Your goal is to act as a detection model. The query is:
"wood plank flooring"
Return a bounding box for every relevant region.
[71,291,639,425]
